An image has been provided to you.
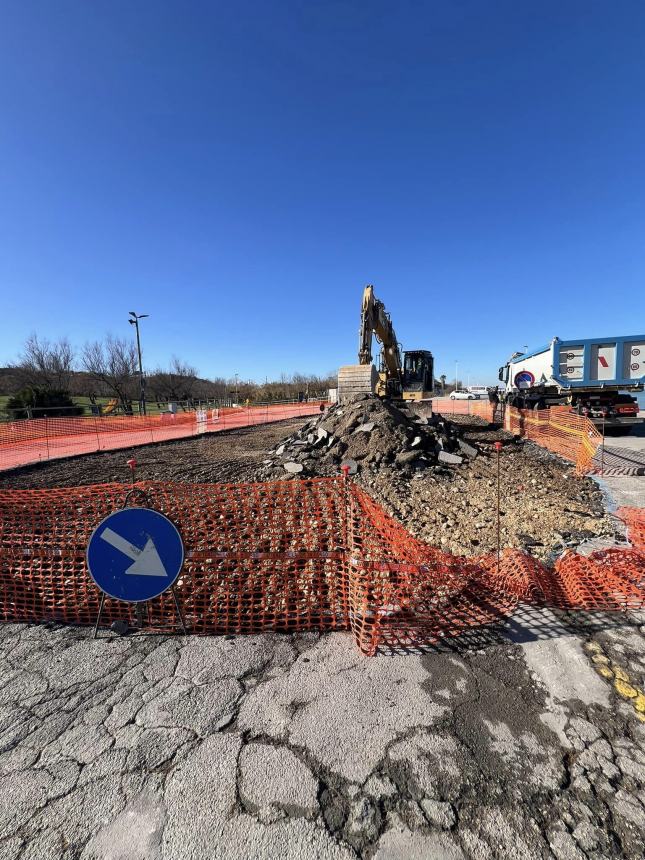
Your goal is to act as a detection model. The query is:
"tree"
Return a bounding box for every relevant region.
[148,357,198,407]
[82,336,138,413]
[439,374,447,393]
[13,334,75,392]
[6,388,83,419]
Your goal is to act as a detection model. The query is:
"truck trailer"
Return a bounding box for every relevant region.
[498,335,644,434]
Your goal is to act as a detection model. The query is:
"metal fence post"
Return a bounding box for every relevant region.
[93,415,101,452]
[44,416,50,461]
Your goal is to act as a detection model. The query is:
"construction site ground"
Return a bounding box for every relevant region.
[1,417,645,859]
[0,416,621,562]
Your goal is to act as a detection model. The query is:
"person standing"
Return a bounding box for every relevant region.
[487,387,500,422]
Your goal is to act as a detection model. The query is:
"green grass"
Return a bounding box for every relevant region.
[0,394,173,419]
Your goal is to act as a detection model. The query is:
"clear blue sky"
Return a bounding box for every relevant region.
[1,1,644,385]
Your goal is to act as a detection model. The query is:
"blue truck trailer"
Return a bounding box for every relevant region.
[498,335,644,434]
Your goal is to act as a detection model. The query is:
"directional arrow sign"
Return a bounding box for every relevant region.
[87,507,184,602]
[100,527,168,577]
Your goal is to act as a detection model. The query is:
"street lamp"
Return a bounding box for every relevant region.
[128,311,149,416]
[454,360,459,392]
[234,372,239,405]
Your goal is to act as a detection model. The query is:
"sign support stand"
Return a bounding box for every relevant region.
[92,587,187,638]
[88,478,187,639]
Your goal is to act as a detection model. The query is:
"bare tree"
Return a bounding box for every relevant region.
[148,357,198,408]
[82,336,138,413]
[13,334,75,392]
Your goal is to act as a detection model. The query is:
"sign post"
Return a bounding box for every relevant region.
[87,506,187,637]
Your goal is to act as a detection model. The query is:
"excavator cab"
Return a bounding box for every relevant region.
[402,350,434,401]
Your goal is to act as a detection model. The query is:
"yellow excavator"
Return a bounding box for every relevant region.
[337,285,434,402]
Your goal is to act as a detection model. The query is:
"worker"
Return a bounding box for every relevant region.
[488,388,500,408]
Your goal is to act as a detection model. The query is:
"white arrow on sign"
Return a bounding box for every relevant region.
[99,527,168,577]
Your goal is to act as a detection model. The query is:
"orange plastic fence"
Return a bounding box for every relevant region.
[0,402,326,472]
[505,406,602,474]
[1,477,642,654]
[431,398,495,421]
[616,507,645,554]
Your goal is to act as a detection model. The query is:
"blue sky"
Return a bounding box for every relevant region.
[1,1,644,385]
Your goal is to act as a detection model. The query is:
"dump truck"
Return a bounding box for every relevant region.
[498,335,645,433]
[337,285,434,402]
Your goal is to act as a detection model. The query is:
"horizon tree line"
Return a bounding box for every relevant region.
[2,334,336,417]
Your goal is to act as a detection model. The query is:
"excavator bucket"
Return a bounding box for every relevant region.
[337,364,378,403]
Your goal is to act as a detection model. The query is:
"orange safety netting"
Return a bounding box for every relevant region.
[431,398,495,421]
[1,477,642,654]
[616,507,645,554]
[505,406,602,474]
[0,402,327,472]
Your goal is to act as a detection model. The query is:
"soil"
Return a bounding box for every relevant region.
[0,419,305,489]
[0,415,617,562]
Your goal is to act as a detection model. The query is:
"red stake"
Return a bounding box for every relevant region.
[494,442,502,572]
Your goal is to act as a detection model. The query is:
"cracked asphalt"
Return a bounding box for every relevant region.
[1,607,645,860]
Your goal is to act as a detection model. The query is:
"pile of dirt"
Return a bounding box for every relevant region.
[361,442,617,561]
[255,395,479,480]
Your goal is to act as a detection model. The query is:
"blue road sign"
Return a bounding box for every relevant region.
[86,507,184,603]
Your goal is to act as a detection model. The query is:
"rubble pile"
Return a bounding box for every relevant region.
[255,395,479,480]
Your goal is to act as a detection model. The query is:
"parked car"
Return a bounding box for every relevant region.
[450,389,477,400]
[467,386,487,398]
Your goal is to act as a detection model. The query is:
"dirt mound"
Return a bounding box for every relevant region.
[255,395,479,479]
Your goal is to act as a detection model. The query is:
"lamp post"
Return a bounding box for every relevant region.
[454,360,459,392]
[234,372,239,405]
[128,312,149,416]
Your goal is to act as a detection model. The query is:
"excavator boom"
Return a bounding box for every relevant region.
[339,284,432,402]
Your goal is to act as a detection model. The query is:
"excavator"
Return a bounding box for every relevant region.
[337,285,434,402]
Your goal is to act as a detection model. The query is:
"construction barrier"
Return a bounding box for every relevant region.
[431,398,495,421]
[617,507,645,554]
[1,477,642,654]
[505,407,602,474]
[0,402,327,472]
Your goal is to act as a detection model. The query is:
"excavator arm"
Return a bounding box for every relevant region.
[358,285,403,386]
[338,285,403,400]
